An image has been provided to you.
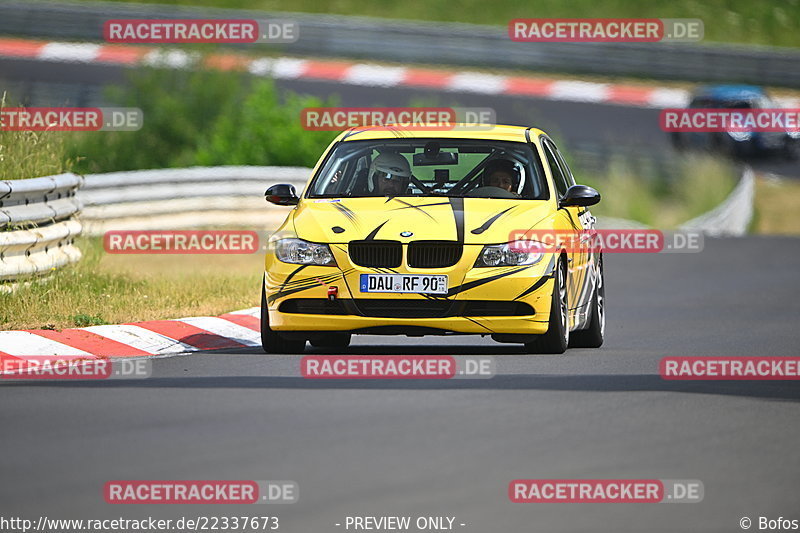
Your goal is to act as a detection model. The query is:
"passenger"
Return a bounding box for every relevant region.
[483,159,520,193]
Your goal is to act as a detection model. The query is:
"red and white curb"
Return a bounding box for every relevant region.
[4,37,799,109]
[0,307,261,362]
[0,36,743,109]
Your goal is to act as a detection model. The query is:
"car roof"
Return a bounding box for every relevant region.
[334,124,546,143]
[692,85,765,102]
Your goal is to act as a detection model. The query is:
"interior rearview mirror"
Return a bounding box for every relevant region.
[265,184,299,206]
[559,184,601,208]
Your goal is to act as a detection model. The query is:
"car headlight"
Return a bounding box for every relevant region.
[474,241,544,267]
[727,130,753,142]
[275,238,336,266]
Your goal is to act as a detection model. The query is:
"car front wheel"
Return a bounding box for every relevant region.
[261,280,306,354]
[524,258,569,354]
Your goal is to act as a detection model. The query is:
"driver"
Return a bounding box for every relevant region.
[369,152,412,196]
[483,159,520,193]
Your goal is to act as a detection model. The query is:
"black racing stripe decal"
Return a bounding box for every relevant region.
[392,201,450,209]
[448,197,465,243]
[447,265,530,297]
[570,259,595,312]
[267,280,324,304]
[514,275,551,301]
[471,207,515,235]
[369,267,396,274]
[282,272,341,289]
[543,255,557,275]
[365,220,389,240]
[333,203,358,224]
[512,255,557,301]
[268,272,344,303]
[277,265,308,294]
[387,198,442,220]
[463,316,493,332]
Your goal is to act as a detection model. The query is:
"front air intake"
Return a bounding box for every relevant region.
[348,240,402,268]
[407,241,462,268]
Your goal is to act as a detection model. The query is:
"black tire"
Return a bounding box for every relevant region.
[569,258,605,348]
[261,282,306,354]
[310,333,352,349]
[524,258,569,354]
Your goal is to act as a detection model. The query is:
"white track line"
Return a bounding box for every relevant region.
[179,317,261,346]
[344,64,407,87]
[0,332,92,356]
[225,307,260,317]
[447,73,508,94]
[270,58,308,79]
[38,42,101,63]
[83,324,195,355]
[647,88,689,108]
[549,81,610,103]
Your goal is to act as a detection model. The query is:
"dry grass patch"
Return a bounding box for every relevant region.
[1,237,264,331]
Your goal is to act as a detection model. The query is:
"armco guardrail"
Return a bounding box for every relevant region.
[1,1,800,88]
[0,173,84,287]
[0,163,755,292]
[680,166,755,236]
[78,166,311,235]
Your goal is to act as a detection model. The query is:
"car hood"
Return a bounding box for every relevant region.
[291,197,555,244]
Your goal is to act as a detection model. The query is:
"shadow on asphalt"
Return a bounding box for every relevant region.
[4,344,800,401]
[5,374,799,402]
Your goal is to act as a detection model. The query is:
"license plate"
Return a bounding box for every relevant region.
[359,274,448,295]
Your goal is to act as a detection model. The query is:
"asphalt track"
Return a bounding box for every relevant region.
[1,56,798,178]
[2,237,799,533]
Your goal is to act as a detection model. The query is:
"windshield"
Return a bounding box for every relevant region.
[307,139,548,200]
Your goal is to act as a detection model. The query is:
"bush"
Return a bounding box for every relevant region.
[67,67,337,173]
[196,80,338,167]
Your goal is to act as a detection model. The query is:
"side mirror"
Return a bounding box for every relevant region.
[559,184,601,208]
[265,184,299,206]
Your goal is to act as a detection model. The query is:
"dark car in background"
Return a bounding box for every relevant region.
[671,85,800,159]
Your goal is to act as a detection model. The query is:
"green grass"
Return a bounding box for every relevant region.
[753,174,800,235]
[577,153,738,228]
[0,95,71,181]
[0,237,262,330]
[86,0,800,48]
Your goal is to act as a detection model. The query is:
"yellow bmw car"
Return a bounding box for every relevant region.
[261,125,604,354]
